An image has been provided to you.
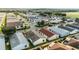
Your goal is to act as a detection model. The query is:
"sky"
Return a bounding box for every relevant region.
[0,0,79,8]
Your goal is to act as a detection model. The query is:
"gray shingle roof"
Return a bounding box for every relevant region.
[67,25,79,29]
[23,31,40,43]
[10,33,20,48]
[10,32,29,49]
[58,26,74,32]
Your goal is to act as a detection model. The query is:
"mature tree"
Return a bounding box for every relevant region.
[62,17,67,21]
[75,18,79,23]
[44,12,52,17]
[14,12,19,16]
[41,20,45,25]
[2,27,16,35]
[2,27,16,43]
[36,20,45,27]
[54,12,66,16]
[37,22,41,26]
[39,13,47,16]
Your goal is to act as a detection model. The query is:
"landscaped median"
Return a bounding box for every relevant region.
[0,14,7,33]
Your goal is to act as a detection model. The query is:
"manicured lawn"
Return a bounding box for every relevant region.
[0,14,7,33]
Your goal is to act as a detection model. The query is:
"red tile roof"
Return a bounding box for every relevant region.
[48,43,74,50]
[68,39,79,47]
[39,29,55,37]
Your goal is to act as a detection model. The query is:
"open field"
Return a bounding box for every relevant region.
[66,12,79,18]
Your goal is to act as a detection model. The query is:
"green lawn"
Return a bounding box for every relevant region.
[66,12,79,18]
[0,15,7,33]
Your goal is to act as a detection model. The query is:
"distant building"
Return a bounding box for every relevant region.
[0,34,5,50]
[66,25,79,30]
[26,12,39,17]
[23,31,46,46]
[39,28,59,41]
[10,32,29,50]
[7,13,26,30]
[65,18,75,25]
[50,16,62,23]
[48,27,70,37]
[28,16,49,23]
[50,20,62,24]
[44,42,77,50]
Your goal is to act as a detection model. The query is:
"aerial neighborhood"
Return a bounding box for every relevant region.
[0,9,79,50]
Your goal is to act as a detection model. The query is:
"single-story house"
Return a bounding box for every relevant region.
[48,27,70,37]
[10,32,29,50]
[23,31,46,46]
[7,14,26,30]
[58,26,78,34]
[65,38,79,48]
[39,28,59,41]
[66,25,79,30]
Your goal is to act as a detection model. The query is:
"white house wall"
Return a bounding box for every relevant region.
[70,30,79,34]
[12,43,29,50]
[48,34,59,41]
[33,38,46,46]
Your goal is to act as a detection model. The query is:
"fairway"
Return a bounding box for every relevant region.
[66,12,79,18]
